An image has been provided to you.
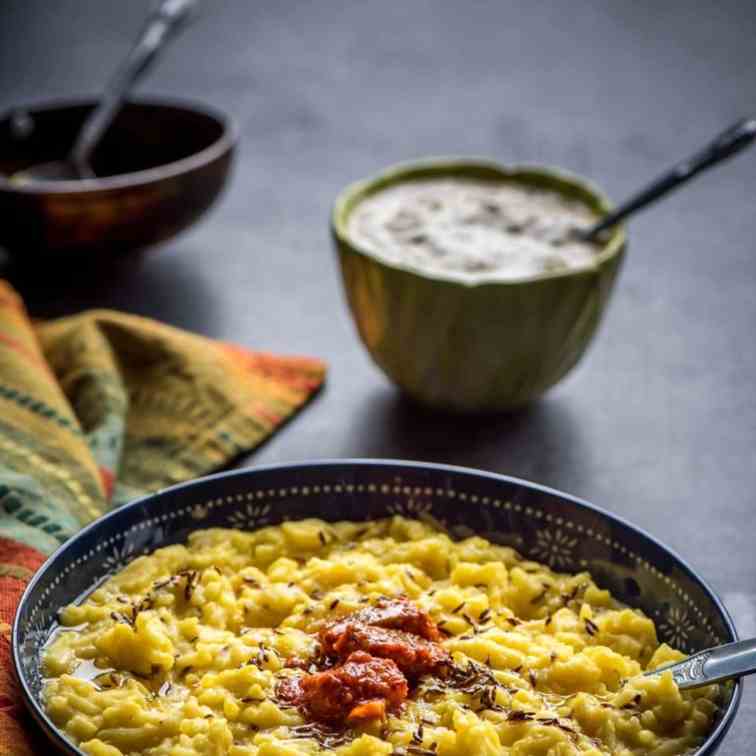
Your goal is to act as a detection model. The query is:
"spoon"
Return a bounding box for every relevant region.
[577,116,756,242]
[642,637,756,690]
[12,0,199,183]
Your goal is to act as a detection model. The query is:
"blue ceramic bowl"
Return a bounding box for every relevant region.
[14,460,740,755]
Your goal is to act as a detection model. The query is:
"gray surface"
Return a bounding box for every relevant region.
[1,0,755,749]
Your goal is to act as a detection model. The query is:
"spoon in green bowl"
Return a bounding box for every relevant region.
[641,637,756,690]
[576,116,756,242]
[11,0,199,183]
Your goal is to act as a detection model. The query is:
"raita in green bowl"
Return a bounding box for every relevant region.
[332,158,626,412]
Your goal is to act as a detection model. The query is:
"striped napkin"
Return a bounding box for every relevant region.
[0,279,326,753]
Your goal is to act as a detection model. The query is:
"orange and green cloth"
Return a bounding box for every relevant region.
[0,279,326,754]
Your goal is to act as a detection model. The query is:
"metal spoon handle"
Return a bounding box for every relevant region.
[582,117,756,241]
[69,0,199,173]
[645,638,756,690]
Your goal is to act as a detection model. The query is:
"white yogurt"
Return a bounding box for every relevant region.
[347,177,601,280]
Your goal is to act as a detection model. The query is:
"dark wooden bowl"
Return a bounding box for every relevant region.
[0,98,236,259]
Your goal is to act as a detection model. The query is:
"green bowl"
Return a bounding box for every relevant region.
[331,158,626,412]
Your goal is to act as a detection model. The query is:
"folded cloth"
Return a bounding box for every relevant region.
[0,279,326,753]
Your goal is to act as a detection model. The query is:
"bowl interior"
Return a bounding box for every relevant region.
[332,159,626,285]
[14,460,739,755]
[0,99,228,183]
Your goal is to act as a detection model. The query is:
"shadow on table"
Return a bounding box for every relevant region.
[0,242,219,333]
[346,386,588,488]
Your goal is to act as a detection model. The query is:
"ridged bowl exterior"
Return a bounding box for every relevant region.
[332,160,626,412]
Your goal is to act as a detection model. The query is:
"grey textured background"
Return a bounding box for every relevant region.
[1,0,755,749]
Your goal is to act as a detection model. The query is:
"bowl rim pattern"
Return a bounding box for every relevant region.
[0,95,237,195]
[331,157,627,287]
[12,458,741,755]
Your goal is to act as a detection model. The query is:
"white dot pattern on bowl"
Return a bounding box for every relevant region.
[26,479,722,656]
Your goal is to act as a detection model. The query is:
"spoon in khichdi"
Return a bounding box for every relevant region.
[642,637,756,690]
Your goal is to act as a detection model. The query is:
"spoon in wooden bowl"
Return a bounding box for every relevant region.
[11,0,199,183]
[642,637,756,690]
[576,116,756,242]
